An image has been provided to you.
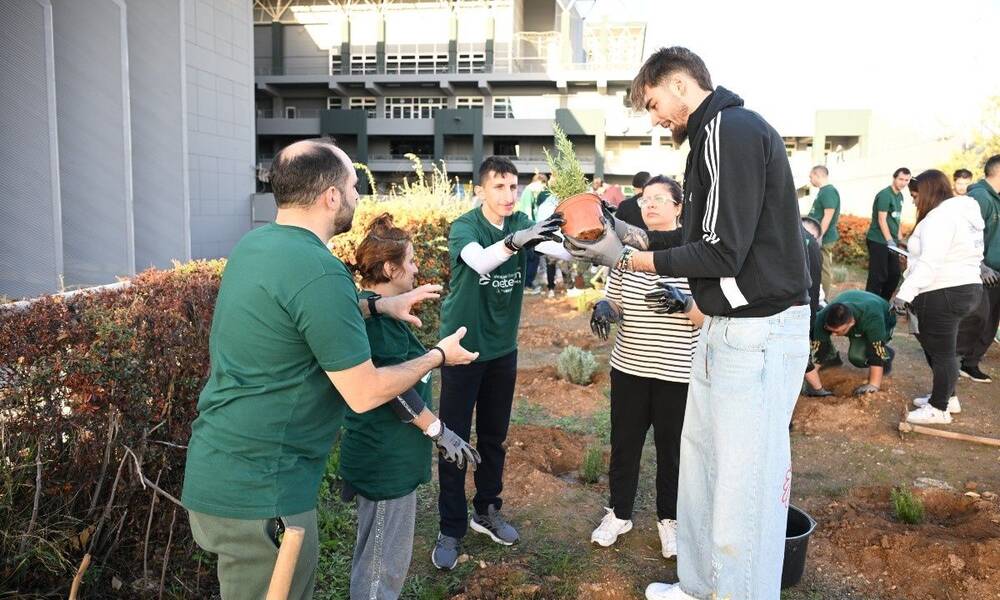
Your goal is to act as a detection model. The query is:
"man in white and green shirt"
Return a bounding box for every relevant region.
[432,156,568,569]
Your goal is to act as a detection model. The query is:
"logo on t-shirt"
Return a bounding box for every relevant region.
[478,271,523,293]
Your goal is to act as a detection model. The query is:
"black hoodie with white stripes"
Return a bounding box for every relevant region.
[647,87,811,318]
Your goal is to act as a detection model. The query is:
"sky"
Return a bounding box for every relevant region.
[577,0,1000,137]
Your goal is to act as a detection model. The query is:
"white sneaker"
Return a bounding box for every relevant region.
[645,582,697,600]
[912,394,961,413]
[524,286,541,296]
[906,404,953,425]
[656,518,678,558]
[547,289,555,298]
[590,507,633,547]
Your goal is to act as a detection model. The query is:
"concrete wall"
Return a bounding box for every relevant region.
[283,23,328,74]
[127,0,190,271]
[0,0,64,298]
[52,0,135,288]
[185,0,256,259]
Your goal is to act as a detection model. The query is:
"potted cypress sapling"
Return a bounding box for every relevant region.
[543,124,605,242]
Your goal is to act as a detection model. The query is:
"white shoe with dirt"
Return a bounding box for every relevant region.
[656,518,677,558]
[645,582,697,600]
[906,405,953,425]
[912,394,961,413]
[590,507,632,547]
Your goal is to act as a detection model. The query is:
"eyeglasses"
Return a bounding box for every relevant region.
[637,195,680,208]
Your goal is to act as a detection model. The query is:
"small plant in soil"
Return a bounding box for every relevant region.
[557,345,598,385]
[580,445,604,484]
[891,485,925,525]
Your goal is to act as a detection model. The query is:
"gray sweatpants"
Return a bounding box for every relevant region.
[350,491,417,600]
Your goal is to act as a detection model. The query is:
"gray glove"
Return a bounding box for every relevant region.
[853,383,879,396]
[601,200,649,250]
[564,224,625,267]
[890,296,909,316]
[802,385,833,398]
[433,424,481,470]
[506,214,564,251]
[981,263,1000,287]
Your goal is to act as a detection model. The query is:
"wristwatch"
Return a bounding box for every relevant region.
[425,418,442,438]
[367,293,382,317]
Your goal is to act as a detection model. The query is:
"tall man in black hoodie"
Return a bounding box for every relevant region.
[566,47,811,600]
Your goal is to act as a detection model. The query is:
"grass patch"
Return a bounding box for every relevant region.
[891,485,924,525]
[580,446,603,484]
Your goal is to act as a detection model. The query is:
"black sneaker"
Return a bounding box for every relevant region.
[431,533,461,570]
[802,385,834,398]
[470,505,519,545]
[960,365,992,383]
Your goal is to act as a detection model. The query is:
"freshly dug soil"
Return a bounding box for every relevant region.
[515,366,609,419]
[807,487,1000,600]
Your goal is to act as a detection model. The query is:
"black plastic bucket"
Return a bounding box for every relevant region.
[781,505,817,589]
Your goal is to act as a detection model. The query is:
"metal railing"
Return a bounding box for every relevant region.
[256,108,321,119]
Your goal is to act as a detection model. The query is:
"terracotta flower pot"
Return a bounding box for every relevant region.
[555,192,605,242]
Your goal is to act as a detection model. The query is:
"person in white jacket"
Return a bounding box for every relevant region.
[893,169,985,425]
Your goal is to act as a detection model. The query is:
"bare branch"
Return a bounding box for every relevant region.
[123,445,184,507]
[158,507,178,600]
[18,442,42,556]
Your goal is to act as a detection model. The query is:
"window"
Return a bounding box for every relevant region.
[350,54,377,75]
[386,51,449,75]
[493,140,519,156]
[456,96,484,109]
[349,97,377,119]
[457,50,487,73]
[284,106,297,119]
[329,54,343,75]
[384,97,447,119]
[327,97,343,110]
[492,97,513,119]
[389,139,434,158]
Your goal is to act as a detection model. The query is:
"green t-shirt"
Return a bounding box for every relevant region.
[338,291,433,501]
[182,224,371,519]
[807,184,841,245]
[967,179,1000,269]
[439,208,532,361]
[866,186,903,244]
[813,289,896,356]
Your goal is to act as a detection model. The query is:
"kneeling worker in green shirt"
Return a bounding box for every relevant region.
[810,289,896,397]
[341,214,481,599]
[181,140,477,600]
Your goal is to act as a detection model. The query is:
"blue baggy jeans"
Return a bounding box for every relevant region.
[676,305,810,600]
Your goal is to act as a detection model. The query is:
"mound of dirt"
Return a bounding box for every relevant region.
[807,486,1000,600]
[451,561,539,600]
[792,368,905,440]
[515,366,609,418]
[503,425,592,506]
[575,567,639,600]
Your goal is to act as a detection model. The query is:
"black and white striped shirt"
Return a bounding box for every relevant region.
[605,269,699,383]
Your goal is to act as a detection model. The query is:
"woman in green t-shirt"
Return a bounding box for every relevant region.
[340,214,480,600]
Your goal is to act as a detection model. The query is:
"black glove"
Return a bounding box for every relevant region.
[981,263,1000,287]
[890,296,909,316]
[590,300,620,341]
[389,387,426,423]
[507,214,564,251]
[645,282,694,314]
[433,424,481,470]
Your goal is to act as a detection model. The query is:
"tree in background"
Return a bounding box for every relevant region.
[941,96,1000,177]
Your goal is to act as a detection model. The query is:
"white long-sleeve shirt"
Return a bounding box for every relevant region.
[896,195,984,303]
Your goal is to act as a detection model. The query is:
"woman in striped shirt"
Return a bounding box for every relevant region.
[588,175,704,559]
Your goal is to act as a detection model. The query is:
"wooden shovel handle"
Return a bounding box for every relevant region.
[265,526,305,600]
[68,553,91,600]
[898,421,1000,447]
